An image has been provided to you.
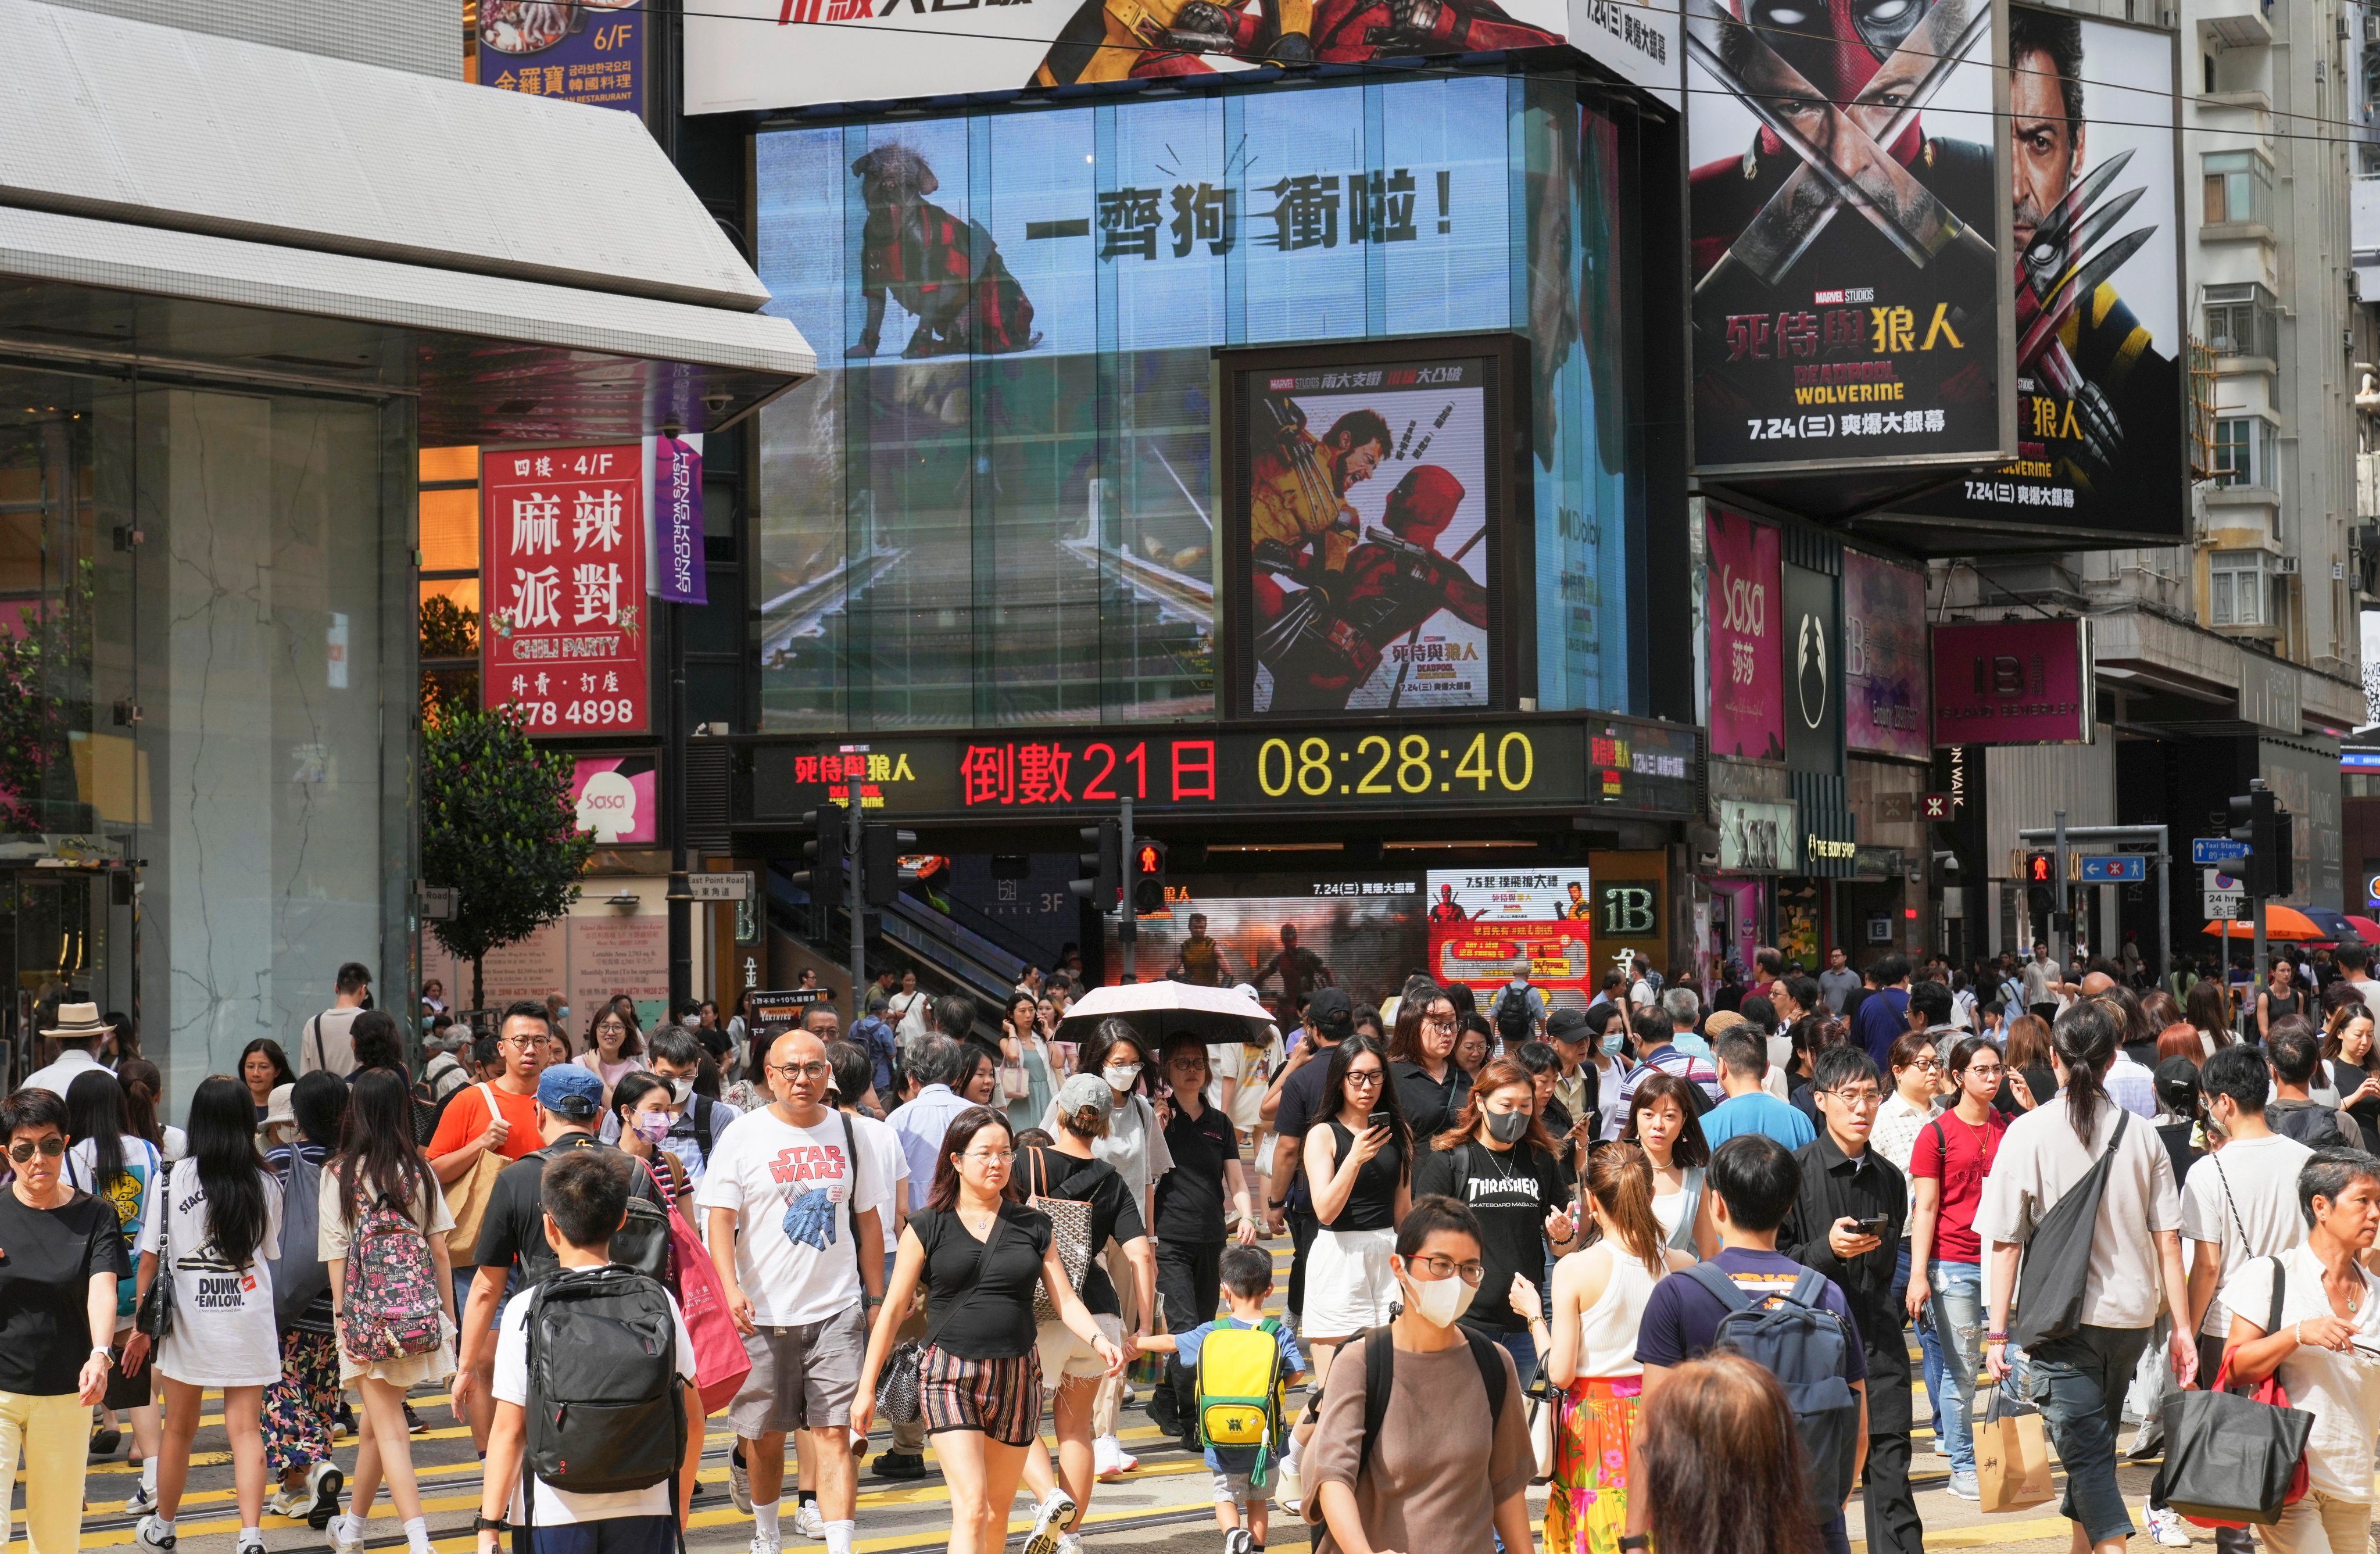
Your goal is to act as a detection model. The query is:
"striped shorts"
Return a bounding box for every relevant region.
[919,1342,1043,1446]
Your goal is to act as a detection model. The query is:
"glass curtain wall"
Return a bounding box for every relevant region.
[754,70,1637,732]
[0,366,411,1107]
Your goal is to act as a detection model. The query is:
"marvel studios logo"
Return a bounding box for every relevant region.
[1269,377,1297,389]
[1812,288,1877,305]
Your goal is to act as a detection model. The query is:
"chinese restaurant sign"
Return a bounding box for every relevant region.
[481,2,646,116]
[745,717,1700,824]
[1930,618,2092,745]
[482,445,650,734]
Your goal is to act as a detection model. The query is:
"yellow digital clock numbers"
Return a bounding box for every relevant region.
[1254,731,1537,799]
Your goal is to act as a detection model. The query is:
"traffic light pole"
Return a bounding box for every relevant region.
[848,786,865,1014]
[1119,796,1136,981]
[2053,810,2067,967]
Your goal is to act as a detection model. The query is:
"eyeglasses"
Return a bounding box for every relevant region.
[1909,1058,1942,1072]
[1824,1088,1884,1108]
[963,1148,1017,1165]
[1344,1070,1386,1088]
[1423,1015,1456,1030]
[6,1137,63,1163]
[771,1061,833,1082]
[1963,1064,2006,1080]
[498,1035,541,1050]
[1406,1253,1486,1285]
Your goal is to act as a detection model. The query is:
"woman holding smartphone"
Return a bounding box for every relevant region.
[1299,1036,1412,1378]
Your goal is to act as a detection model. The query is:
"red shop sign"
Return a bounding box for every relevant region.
[481,444,649,735]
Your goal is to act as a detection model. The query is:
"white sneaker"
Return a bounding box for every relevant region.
[2143,1503,2192,1548]
[124,1485,157,1517]
[305,1460,346,1531]
[238,1539,267,1554]
[267,1485,312,1521]
[330,1513,368,1554]
[792,1502,826,1539]
[730,1453,752,1513]
[1024,1489,1076,1554]
[750,1533,784,1554]
[1056,1535,1086,1554]
[1224,1529,1254,1554]
[133,1516,175,1552]
[1092,1434,1136,1480]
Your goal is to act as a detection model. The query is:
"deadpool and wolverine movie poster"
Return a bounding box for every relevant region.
[1229,350,1502,717]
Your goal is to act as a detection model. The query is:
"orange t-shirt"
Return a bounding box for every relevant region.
[428,1082,543,1166]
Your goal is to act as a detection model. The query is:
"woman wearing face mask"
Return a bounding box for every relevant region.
[1621,1071,1717,1259]
[1300,1195,1535,1554]
[1413,1058,1580,1388]
[1038,1022,1172,1477]
[610,1073,692,1212]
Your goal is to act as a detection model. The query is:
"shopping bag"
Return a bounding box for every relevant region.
[645,1165,751,1415]
[1974,1384,2055,1513]
[1525,1379,1558,1482]
[2154,1254,2311,1528]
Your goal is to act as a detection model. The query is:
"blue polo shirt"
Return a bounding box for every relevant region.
[1698,1090,1817,1152]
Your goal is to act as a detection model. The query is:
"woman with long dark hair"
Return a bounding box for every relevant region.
[851,1107,1121,1554]
[1976,1001,2197,1549]
[1385,985,1468,1140]
[1620,1070,1716,1258]
[1300,1035,1412,1385]
[1543,1144,1694,1554]
[65,1070,165,1509]
[2183,976,2236,1058]
[1000,991,1058,1135]
[1415,1055,1581,1388]
[1998,1014,2054,1113]
[1637,1355,1821,1554]
[133,1075,284,1554]
[319,1069,456,1554]
[577,1004,647,1102]
[238,1040,294,1123]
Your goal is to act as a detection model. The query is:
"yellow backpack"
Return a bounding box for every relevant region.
[1197,1318,1288,1477]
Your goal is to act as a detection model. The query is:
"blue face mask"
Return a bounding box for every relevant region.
[1601,1029,1626,1056]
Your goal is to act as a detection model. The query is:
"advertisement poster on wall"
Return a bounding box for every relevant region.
[479,1,645,114]
[1684,0,2007,474]
[571,755,657,844]
[689,0,1674,115]
[1423,868,1597,1014]
[481,445,650,736]
[1706,509,1783,760]
[1930,618,2092,743]
[1784,563,1841,775]
[1844,553,1932,758]
[1229,349,1501,717]
[1895,10,2183,538]
[1112,875,1426,1026]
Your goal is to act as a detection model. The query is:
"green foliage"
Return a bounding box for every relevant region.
[421,705,592,1007]
[418,595,481,729]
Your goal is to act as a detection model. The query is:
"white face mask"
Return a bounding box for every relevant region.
[1402,1263,1477,1329]
[665,1076,693,1106]
[1103,1063,1141,1092]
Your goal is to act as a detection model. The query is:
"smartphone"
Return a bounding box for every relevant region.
[1854,1214,1891,1236]
[1366,1109,1392,1131]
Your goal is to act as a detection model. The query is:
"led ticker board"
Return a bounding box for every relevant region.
[743,715,1701,825]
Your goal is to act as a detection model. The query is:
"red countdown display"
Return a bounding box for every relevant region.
[481,444,650,735]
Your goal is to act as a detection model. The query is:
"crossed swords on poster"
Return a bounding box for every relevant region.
[1688,0,2154,470]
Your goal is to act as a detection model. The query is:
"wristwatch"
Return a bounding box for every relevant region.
[474,1516,512,1534]
[1619,1536,1650,1551]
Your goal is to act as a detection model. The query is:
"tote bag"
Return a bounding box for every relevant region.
[2153,1255,2313,1528]
[441,1084,509,1258]
[1021,1146,1094,1323]
[639,1159,750,1415]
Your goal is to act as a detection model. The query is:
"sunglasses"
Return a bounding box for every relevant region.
[7,1137,64,1163]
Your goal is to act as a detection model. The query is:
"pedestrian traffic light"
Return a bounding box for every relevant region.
[2021,849,2059,939]
[1071,819,1122,911]
[862,823,917,910]
[794,804,847,934]
[2229,787,2296,899]
[1132,837,1168,915]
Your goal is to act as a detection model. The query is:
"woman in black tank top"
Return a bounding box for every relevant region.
[2258,960,2302,1041]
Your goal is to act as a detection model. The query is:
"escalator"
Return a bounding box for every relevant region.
[764,868,1022,1036]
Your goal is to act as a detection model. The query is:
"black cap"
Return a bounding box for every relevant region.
[2153,1055,2202,1113]
[1307,987,1354,1037]
[1545,1006,1590,1041]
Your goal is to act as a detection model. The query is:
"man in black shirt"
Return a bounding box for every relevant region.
[1779,1046,1921,1554]
[1259,988,1352,1326]
[450,1065,666,1429]
[1150,1036,1257,1448]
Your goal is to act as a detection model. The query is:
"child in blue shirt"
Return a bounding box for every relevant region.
[1140,1245,1307,1554]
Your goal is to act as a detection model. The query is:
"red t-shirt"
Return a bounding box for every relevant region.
[1907,1107,2010,1262]
[428,1082,543,1166]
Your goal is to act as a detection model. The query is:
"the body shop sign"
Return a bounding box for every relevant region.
[482,445,650,734]
[1930,619,2092,745]
[1707,509,1783,761]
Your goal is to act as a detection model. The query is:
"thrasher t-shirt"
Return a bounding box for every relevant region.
[694,1107,887,1327]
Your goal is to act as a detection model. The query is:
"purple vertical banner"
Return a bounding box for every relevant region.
[654,435,707,606]
[1706,507,1783,761]
[480,2,646,119]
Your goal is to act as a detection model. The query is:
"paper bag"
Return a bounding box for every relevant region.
[1975,1384,2055,1513]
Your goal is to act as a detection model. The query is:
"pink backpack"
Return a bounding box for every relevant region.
[342,1190,445,1362]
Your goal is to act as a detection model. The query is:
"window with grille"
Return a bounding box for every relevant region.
[2210,551,2268,626]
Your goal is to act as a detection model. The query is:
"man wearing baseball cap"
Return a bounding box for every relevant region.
[451,1064,671,1435]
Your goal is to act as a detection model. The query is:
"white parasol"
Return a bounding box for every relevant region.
[1053,979,1279,1047]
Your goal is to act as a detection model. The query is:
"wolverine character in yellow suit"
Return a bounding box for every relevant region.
[1248,406,1391,599]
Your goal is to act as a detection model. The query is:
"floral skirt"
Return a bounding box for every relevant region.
[1544,1375,1641,1554]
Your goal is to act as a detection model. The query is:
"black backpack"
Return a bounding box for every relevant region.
[1681,1263,1862,1524]
[521,1144,671,1284]
[2271,1102,2351,1150]
[522,1266,686,1520]
[1494,986,1535,1047]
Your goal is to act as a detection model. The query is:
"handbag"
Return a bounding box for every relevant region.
[1525,1378,1558,1482]
[1974,1383,2055,1512]
[639,1159,751,1415]
[876,1340,925,1424]
[2153,1255,2314,1528]
[135,1162,174,1342]
[1001,1051,1030,1102]
[1022,1146,1094,1323]
[441,1084,509,1258]
[2009,1110,2128,1349]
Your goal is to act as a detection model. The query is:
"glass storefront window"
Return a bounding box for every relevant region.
[753,70,1638,732]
